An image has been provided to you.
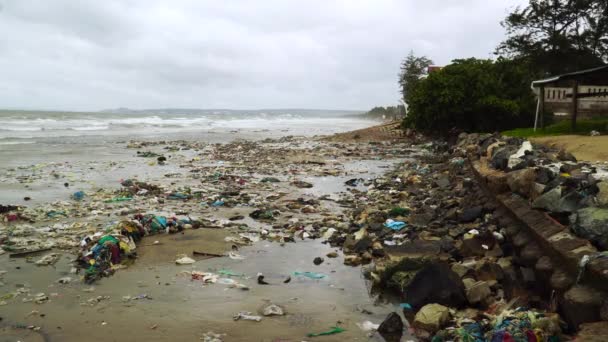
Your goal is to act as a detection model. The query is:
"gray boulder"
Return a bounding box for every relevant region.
[404,262,467,310]
[490,147,512,171]
[597,181,608,207]
[572,207,608,249]
[532,187,562,212]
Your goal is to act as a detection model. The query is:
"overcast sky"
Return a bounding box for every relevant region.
[0,0,526,111]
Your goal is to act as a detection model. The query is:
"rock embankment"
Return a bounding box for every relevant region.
[328,132,608,340]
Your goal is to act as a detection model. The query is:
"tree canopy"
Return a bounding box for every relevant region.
[497,0,608,76]
[403,58,536,134]
[398,51,433,105]
[364,105,405,120]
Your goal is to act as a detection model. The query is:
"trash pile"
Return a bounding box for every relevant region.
[76,214,202,283]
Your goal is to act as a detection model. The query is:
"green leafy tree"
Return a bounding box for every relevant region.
[365,106,401,119]
[403,58,536,134]
[497,0,608,76]
[399,51,433,105]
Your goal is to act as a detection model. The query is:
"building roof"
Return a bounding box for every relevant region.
[532,64,608,87]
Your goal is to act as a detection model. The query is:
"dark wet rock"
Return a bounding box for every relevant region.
[451,263,474,278]
[560,163,581,174]
[457,238,487,257]
[550,269,574,291]
[260,177,280,183]
[291,180,313,188]
[476,262,504,282]
[434,176,450,189]
[371,241,385,257]
[367,210,388,223]
[221,188,240,197]
[572,207,608,249]
[345,236,372,254]
[404,262,467,311]
[377,312,403,342]
[490,147,511,171]
[257,274,269,285]
[249,209,274,221]
[559,191,584,213]
[536,167,555,185]
[0,205,19,214]
[229,215,244,221]
[562,285,603,329]
[558,149,577,162]
[576,322,608,341]
[519,242,542,266]
[529,182,546,201]
[344,255,362,266]
[313,257,324,265]
[463,279,492,305]
[534,255,553,273]
[439,237,456,254]
[458,206,483,223]
[520,267,536,284]
[345,178,364,187]
[596,181,608,207]
[326,251,338,258]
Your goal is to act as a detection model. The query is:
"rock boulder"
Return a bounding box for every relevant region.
[572,207,608,249]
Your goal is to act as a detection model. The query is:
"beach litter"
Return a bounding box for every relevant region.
[233,311,262,322]
[306,326,345,337]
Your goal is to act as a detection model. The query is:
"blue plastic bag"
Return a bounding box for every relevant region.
[384,220,407,230]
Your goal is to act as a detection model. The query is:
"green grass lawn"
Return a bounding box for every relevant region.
[503,118,608,137]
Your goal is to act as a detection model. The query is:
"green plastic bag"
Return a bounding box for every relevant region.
[307,326,345,337]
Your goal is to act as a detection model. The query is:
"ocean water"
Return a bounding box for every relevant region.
[0,109,373,143]
[0,109,377,167]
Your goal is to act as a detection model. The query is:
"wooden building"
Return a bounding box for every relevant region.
[531,65,608,130]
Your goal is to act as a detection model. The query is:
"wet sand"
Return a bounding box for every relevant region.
[0,232,397,342]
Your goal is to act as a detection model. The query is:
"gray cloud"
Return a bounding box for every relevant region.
[0,0,526,111]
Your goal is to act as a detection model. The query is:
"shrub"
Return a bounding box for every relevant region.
[403,58,536,135]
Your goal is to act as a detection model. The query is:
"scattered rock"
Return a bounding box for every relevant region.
[506,168,536,197]
[404,262,466,310]
[413,303,451,333]
[596,181,608,207]
[377,312,403,342]
[532,186,562,212]
[572,207,608,249]
[463,279,492,305]
[558,149,577,162]
[458,206,483,223]
[562,285,604,328]
[313,257,324,265]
